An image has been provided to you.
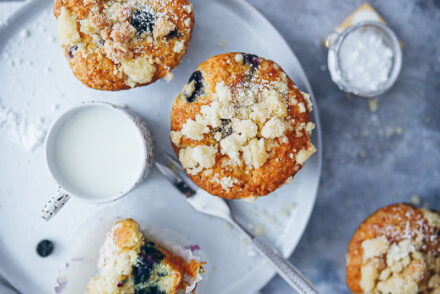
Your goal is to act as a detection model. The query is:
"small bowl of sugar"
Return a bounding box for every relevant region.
[327,21,402,97]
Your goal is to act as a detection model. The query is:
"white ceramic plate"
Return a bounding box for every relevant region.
[0,0,322,293]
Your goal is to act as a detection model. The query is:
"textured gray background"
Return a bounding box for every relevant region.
[250,0,440,293]
[0,1,439,293]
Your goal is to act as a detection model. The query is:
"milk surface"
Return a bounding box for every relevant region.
[54,106,144,198]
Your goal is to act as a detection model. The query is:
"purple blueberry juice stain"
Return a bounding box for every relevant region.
[54,277,67,294]
[186,244,200,251]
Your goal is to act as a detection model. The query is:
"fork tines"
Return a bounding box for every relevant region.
[155,153,196,198]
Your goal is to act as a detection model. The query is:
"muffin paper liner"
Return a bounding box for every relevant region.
[55,211,206,294]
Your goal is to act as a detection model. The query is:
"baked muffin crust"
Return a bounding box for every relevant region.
[170,52,316,199]
[347,203,440,294]
[54,0,194,90]
[86,219,204,293]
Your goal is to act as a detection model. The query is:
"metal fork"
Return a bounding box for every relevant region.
[155,153,320,294]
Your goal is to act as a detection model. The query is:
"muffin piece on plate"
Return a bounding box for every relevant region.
[86,219,204,293]
[346,203,440,294]
[54,0,194,90]
[170,52,316,200]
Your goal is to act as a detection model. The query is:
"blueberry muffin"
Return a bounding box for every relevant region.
[86,219,204,293]
[170,52,316,200]
[346,203,440,294]
[54,0,194,90]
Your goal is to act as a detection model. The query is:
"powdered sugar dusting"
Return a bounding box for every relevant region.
[356,205,440,293]
[0,100,51,152]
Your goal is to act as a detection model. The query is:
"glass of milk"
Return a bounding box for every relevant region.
[41,102,154,220]
[327,21,402,97]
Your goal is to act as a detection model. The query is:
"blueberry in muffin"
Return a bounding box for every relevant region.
[86,219,204,293]
[170,52,316,200]
[54,0,194,90]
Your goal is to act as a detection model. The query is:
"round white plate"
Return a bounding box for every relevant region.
[0,0,322,293]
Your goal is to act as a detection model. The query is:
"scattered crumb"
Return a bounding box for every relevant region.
[280,203,295,217]
[243,196,257,203]
[163,72,174,83]
[410,194,421,206]
[224,223,232,230]
[252,223,265,236]
[358,150,366,158]
[361,129,370,137]
[368,98,378,112]
[218,40,227,48]
[247,248,256,257]
[284,176,294,184]
[386,126,404,137]
[260,210,279,225]
[241,238,256,257]
[425,117,431,124]
[20,29,30,38]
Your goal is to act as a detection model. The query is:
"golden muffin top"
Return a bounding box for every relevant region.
[54,0,194,90]
[170,52,315,199]
[347,203,440,294]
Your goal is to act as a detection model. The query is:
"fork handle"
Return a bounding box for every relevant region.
[251,238,320,294]
[231,220,320,294]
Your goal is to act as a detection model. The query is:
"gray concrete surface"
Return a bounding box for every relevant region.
[0,1,438,293]
[251,0,440,293]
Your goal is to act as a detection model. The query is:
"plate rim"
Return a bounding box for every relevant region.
[219,0,323,292]
[0,0,323,293]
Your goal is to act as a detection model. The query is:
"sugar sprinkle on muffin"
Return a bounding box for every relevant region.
[170,52,316,199]
[54,0,194,90]
[346,203,440,294]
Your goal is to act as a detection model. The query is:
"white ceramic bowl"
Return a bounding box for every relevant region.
[327,21,403,97]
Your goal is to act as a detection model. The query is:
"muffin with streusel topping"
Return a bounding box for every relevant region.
[86,219,204,293]
[346,203,440,294]
[54,0,194,90]
[169,52,316,200]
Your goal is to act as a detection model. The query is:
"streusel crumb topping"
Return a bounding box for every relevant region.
[170,53,315,197]
[55,0,194,89]
[349,204,440,294]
